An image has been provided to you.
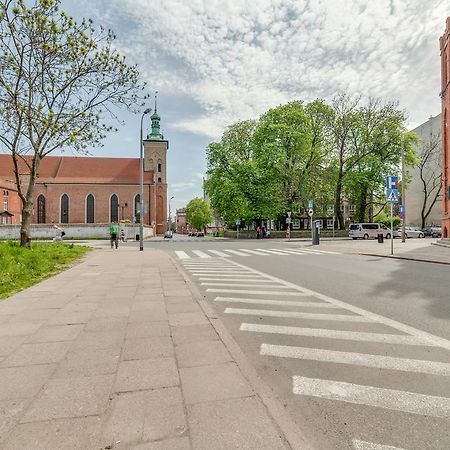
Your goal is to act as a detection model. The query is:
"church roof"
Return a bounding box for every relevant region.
[0,154,154,185]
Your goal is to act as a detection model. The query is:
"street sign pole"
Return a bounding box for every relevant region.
[390,203,394,255]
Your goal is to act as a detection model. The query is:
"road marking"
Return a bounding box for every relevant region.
[201,282,290,288]
[207,250,231,257]
[195,274,263,279]
[225,308,371,322]
[238,248,270,256]
[240,323,430,346]
[199,278,279,283]
[224,249,251,256]
[191,272,245,277]
[271,248,307,255]
[207,289,309,296]
[292,375,450,418]
[287,248,340,255]
[280,248,323,255]
[255,248,288,255]
[261,343,450,376]
[175,251,190,259]
[191,250,211,258]
[352,439,405,450]
[225,259,450,351]
[215,297,338,308]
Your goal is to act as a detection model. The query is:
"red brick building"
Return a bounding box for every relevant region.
[0,110,168,234]
[441,17,450,238]
[0,178,21,224]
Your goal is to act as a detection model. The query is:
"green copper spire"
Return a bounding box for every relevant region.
[147,90,163,140]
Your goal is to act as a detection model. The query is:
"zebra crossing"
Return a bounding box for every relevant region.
[180,258,450,450]
[175,246,338,260]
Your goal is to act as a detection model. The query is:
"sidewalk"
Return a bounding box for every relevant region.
[0,247,310,450]
[315,238,450,265]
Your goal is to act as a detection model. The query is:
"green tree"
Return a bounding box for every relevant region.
[185,198,212,232]
[0,0,147,247]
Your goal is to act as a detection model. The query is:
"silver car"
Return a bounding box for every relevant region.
[403,227,425,238]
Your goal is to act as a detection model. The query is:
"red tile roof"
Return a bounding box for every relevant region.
[0,154,153,184]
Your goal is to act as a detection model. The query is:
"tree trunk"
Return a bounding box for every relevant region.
[334,162,344,229]
[20,205,32,248]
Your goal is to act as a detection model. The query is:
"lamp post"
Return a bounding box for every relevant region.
[168,196,174,232]
[140,108,152,251]
[401,134,406,243]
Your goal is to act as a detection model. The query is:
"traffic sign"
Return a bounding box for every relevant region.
[386,176,398,190]
[307,208,314,217]
[286,218,291,224]
[399,204,405,219]
[235,220,241,226]
[387,189,399,204]
[308,199,313,209]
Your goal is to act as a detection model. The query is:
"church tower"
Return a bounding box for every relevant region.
[143,92,168,235]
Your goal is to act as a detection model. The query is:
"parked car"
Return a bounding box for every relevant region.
[380,225,400,239]
[402,227,425,238]
[349,223,381,240]
[430,227,442,238]
[188,230,197,236]
[196,231,205,237]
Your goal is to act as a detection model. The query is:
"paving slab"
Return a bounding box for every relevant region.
[69,330,125,351]
[175,340,232,368]
[0,336,27,357]
[21,374,114,422]
[114,357,179,393]
[25,324,84,344]
[188,397,287,450]
[0,399,30,443]
[171,324,219,345]
[122,336,174,361]
[169,312,209,327]
[103,387,186,446]
[126,321,170,339]
[1,341,72,367]
[130,437,191,450]
[180,362,254,405]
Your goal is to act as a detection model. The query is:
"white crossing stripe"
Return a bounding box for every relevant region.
[215,297,338,308]
[238,248,270,256]
[199,278,283,283]
[175,251,190,259]
[191,250,211,258]
[271,248,307,255]
[225,308,371,322]
[191,272,245,276]
[281,248,323,255]
[261,343,450,376]
[352,439,405,450]
[292,375,450,418]
[224,249,251,256]
[207,289,309,296]
[240,323,430,347]
[201,282,288,288]
[207,249,231,257]
[255,248,288,255]
[196,274,263,279]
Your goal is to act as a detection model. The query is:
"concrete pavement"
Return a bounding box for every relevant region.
[0,246,312,450]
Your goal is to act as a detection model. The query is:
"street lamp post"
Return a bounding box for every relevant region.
[140,108,152,251]
[168,196,174,232]
[401,134,406,243]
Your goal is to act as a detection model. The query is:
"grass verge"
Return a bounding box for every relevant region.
[0,241,91,299]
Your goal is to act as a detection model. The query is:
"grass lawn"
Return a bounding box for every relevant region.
[0,241,91,299]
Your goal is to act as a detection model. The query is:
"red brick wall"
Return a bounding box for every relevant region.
[441,17,450,238]
[1,185,21,224]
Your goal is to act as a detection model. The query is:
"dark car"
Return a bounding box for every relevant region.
[430,227,442,238]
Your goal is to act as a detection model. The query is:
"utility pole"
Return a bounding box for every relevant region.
[401,134,406,243]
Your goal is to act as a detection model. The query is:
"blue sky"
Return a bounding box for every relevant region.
[61,0,450,212]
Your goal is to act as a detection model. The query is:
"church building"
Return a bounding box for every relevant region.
[441,17,450,238]
[0,108,168,235]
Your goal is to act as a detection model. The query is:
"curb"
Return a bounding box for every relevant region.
[359,253,450,265]
[170,256,315,450]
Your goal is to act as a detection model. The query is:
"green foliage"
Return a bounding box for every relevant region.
[185,198,213,231]
[0,241,91,298]
[0,0,148,246]
[373,211,401,228]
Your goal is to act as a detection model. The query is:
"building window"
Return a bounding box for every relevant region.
[86,194,95,223]
[292,219,300,229]
[327,219,334,229]
[3,196,8,212]
[134,194,140,223]
[110,194,119,222]
[349,204,356,213]
[158,177,162,183]
[60,194,69,223]
[37,194,46,223]
[158,163,162,172]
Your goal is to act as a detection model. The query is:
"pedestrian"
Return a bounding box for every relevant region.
[52,223,65,241]
[256,225,261,239]
[109,221,120,249]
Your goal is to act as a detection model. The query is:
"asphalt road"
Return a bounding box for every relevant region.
[148,236,450,449]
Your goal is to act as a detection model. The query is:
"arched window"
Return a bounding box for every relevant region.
[110,194,119,222]
[134,194,140,223]
[37,195,46,224]
[86,194,95,223]
[60,194,69,223]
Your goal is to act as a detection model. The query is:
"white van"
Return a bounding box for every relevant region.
[349,223,381,240]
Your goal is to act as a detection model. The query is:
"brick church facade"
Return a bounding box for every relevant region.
[441,17,450,238]
[0,109,168,235]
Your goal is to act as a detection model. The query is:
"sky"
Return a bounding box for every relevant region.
[60,0,450,212]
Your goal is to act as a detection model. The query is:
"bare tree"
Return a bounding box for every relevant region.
[0,0,147,247]
[417,131,442,228]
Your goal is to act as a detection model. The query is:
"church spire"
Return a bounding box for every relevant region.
[147,90,163,140]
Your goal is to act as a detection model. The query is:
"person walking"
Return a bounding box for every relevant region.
[109,221,120,249]
[52,223,65,241]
